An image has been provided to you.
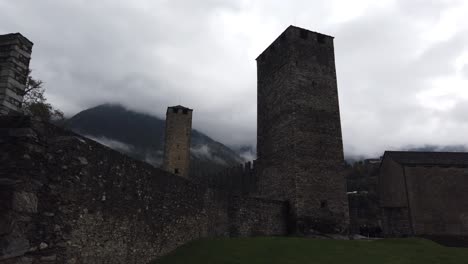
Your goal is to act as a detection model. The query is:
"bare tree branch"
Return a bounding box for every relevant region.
[22,70,64,123]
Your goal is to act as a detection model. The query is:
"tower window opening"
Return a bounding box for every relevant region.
[174,168,179,174]
[183,109,188,114]
[172,108,179,113]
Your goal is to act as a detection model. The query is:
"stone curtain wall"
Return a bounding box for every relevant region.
[0,116,287,264]
[192,161,259,196]
[228,196,289,236]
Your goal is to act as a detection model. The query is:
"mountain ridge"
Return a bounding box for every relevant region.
[65,104,244,177]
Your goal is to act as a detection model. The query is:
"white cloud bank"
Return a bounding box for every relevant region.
[2,0,468,157]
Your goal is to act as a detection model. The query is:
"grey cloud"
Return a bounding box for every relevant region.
[1,0,468,158]
[328,2,468,157]
[238,150,256,162]
[0,0,256,146]
[443,100,468,124]
[396,0,460,19]
[191,145,227,165]
[463,64,468,78]
[144,151,163,167]
[411,33,467,78]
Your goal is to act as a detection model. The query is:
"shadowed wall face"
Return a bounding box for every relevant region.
[256,26,349,234]
[163,105,192,178]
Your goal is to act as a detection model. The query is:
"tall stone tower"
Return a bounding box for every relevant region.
[256,26,349,234]
[163,105,193,178]
[0,33,33,115]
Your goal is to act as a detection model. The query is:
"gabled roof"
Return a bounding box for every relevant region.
[383,151,468,166]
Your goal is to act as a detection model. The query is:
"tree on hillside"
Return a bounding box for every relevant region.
[21,70,64,123]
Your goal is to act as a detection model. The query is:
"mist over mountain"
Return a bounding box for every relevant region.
[65,104,468,172]
[230,145,256,162]
[66,104,244,176]
[402,145,468,153]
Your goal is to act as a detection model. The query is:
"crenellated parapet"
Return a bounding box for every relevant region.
[192,160,259,195]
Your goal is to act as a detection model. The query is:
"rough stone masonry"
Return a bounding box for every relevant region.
[0,33,33,115]
[0,116,288,264]
[256,26,349,235]
[162,105,193,178]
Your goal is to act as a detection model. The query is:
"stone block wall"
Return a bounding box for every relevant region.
[0,33,33,115]
[162,106,192,178]
[228,196,289,237]
[0,116,288,264]
[348,192,382,236]
[379,154,468,238]
[381,207,412,237]
[256,26,349,234]
[192,161,258,196]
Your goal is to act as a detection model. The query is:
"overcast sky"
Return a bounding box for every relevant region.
[1,0,468,157]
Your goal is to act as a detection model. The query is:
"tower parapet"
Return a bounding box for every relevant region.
[193,160,259,195]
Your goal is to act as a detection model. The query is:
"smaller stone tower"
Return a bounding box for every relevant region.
[0,33,33,115]
[163,105,193,178]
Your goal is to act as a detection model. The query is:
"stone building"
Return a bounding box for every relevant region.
[0,33,33,115]
[379,151,468,240]
[256,25,349,234]
[163,105,193,178]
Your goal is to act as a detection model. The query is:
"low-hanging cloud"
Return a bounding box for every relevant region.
[1,0,468,158]
[191,145,228,165]
[84,135,134,153]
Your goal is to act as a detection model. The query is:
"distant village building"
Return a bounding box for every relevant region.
[379,151,468,239]
[163,105,193,178]
[0,33,33,115]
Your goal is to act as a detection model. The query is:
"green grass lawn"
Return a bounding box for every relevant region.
[153,237,468,264]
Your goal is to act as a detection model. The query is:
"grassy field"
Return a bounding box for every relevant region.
[153,237,468,264]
